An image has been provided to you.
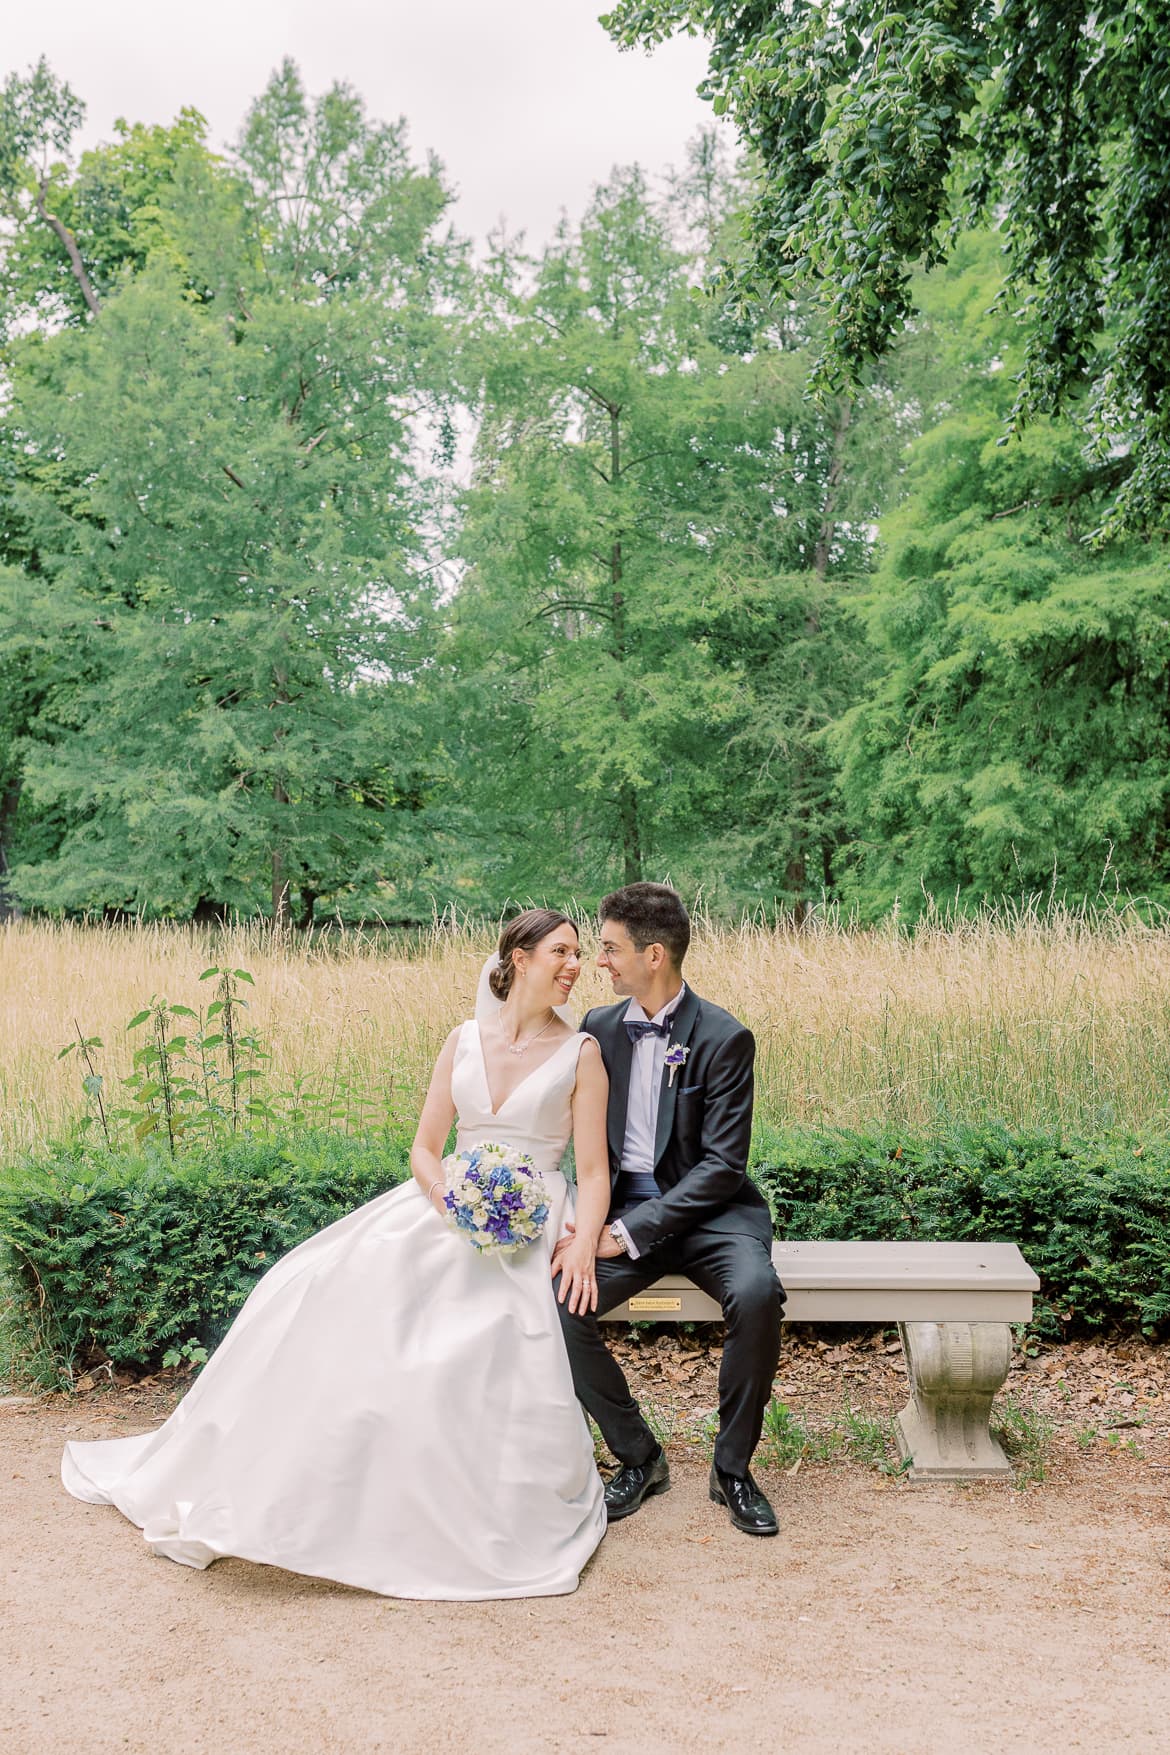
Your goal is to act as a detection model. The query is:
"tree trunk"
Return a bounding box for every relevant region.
[787,396,855,924]
[271,857,289,924]
[271,779,290,925]
[785,853,809,927]
[813,397,853,583]
[0,777,22,922]
[608,403,642,884]
[271,660,291,926]
[297,887,316,931]
[619,783,642,885]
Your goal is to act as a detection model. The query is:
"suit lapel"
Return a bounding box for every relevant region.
[653,987,701,1169]
[604,1002,634,1166]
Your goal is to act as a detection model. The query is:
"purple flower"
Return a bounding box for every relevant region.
[435,1143,551,1255]
[664,1042,690,1086]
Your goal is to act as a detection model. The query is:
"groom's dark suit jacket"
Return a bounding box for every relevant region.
[580,986,773,1260]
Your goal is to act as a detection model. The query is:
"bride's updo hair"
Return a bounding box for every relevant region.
[489,908,576,1000]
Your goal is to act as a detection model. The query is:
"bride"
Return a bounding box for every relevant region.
[61,909,611,1599]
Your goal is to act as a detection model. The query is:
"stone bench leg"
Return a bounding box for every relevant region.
[894,1321,1014,1481]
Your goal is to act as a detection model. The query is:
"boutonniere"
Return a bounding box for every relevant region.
[664,1042,689,1087]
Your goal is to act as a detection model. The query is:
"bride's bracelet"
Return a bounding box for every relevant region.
[425,1177,443,1204]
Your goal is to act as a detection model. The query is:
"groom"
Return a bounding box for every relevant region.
[554,883,784,1537]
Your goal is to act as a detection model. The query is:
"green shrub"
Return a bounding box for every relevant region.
[751,1123,1170,1337]
[0,1130,410,1382]
[3,1121,1168,1386]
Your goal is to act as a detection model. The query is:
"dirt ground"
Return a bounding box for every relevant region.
[3,1335,1169,1755]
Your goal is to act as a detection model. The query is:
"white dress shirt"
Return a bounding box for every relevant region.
[612,984,686,1260]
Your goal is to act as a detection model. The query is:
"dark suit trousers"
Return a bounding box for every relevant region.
[556,1226,784,1478]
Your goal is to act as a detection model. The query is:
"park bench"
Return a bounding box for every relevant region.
[601,1240,1041,1482]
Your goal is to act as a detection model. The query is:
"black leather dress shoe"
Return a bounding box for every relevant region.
[709,1463,779,1536]
[604,1448,671,1521]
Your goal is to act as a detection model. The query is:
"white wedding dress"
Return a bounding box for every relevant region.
[61,1022,606,1599]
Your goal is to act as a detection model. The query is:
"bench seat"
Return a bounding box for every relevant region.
[601,1239,1040,1482]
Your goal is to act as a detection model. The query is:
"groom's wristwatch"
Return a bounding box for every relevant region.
[609,1222,629,1254]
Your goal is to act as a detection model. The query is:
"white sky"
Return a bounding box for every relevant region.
[3,0,717,249]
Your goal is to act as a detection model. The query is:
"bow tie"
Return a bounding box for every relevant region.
[625,1018,674,1043]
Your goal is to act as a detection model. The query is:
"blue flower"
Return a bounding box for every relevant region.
[437,1144,550,1255]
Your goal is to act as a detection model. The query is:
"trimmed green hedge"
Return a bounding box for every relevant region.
[2,1123,1168,1383]
[751,1123,1170,1337]
[0,1131,410,1380]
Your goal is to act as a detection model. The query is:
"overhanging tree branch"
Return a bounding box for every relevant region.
[33,174,100,315]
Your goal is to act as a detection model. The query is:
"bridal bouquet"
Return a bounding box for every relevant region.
[440,1142,550,1255]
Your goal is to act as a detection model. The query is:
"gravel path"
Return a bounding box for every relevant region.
[3,1390,1169,1755]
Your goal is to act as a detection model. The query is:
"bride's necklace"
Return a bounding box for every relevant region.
[499,1010,558,1057]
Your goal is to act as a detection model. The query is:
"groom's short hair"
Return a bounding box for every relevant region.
[599,883,690,970]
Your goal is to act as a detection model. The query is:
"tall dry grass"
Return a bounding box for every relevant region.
[3,904,1170,1156]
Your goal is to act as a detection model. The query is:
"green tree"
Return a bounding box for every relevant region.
[0,77,229,333]
[0,67,257,908]
[1,63,463,923]
[0,622,30,920]
[604,2,1170,533]
[828,231,1170,915]
[0,57,101,321]
[449,157,880,912]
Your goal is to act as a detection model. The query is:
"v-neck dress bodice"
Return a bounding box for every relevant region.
[61,1019,605,1601]
[454,1021,583,1182]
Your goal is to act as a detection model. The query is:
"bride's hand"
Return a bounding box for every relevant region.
[554,1234,598,1315]
[550,1221,576,1275]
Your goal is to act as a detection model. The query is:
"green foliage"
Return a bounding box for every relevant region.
[832,532,1170,911]
[604,1,1170,533]
[838,1404,907,1475]
[58,966,403,1150]
[2,958,416,1378]
[0,89,231,330]
[102,968,269,1152]
[755,1396,905,1474]
[758,1396,820,1469]
[0,61,464,927]
[828,234,1170,914]
[5,56,1170,926]
[751,1122,1170,1338]
[0,58,96,321]
[451,145,887,912]
[991,1395,1055,1488]
[5,1113,1166,1387]
[0,1130,410,1382]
